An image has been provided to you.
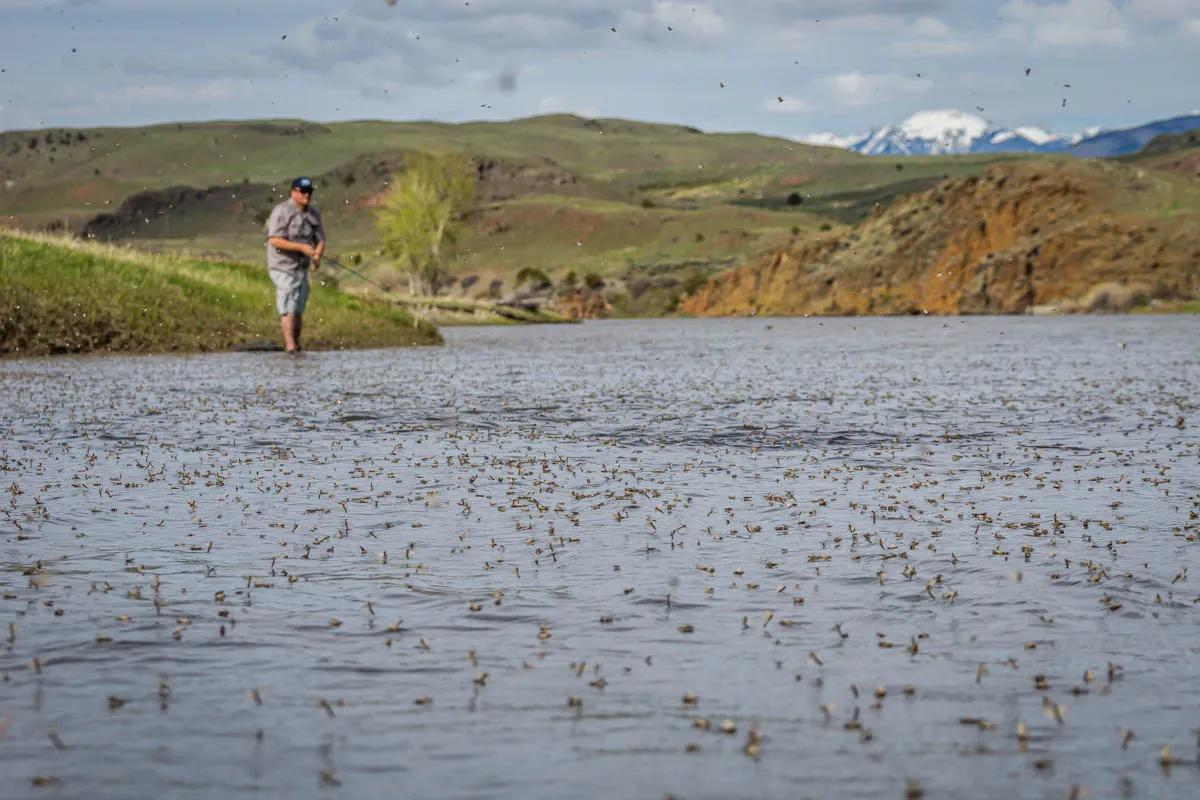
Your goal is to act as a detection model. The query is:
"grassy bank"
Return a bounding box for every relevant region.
[1133,298,1200,314]
[0,232,441,356]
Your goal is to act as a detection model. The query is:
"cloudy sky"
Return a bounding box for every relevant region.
[1,0,1197,138]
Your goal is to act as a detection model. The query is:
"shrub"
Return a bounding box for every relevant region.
[583,272,605,290]
[682,271,708,296]
[628,277,651,299]
[514,267,552,289]
[482,278,503,299]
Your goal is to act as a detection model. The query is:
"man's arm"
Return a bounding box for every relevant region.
[265,206,315,258]
[311,212,326,269]
[268,237,315,257]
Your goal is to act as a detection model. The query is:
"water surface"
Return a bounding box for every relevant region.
[2,317,1199,799]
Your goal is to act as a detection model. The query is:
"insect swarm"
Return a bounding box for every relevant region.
[0,312,1194,798]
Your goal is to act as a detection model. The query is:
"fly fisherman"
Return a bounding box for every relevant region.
[265,177,325,353]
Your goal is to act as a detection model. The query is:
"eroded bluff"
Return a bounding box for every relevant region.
[682,161,1199,316]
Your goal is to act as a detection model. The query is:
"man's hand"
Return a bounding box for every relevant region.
[310,252,321,271]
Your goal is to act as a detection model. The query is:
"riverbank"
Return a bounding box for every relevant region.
[339,286,577,326]
[0,232,442,356]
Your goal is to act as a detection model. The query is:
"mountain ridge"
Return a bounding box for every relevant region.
[804,110,1200,158]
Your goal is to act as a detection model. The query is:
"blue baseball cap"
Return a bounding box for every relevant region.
[291,176,314,193]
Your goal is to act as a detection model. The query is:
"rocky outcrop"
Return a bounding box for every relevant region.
[681,161,1200,316]
[473,157,580,202]
[345,153,585,208]
[82,183,266,240]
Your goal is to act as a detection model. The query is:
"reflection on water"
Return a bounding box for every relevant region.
[1,316,1198,799]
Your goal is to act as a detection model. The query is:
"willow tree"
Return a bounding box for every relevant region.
[375,151,476,296]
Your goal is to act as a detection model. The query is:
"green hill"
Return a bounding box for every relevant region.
[0,115,1019,315]
[1135,130,1200,157]
[0,232,441,356]
[1125,130,1200,180]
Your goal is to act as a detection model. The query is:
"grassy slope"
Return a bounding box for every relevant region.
[0,232,441,356]
[1123,131,1200,180]
[0,116,1020,316]
[0,116,854,220]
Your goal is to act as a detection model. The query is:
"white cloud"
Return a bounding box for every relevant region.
[648,1,727,38]
[883,39,971,56]
[763,96,811,113]
[825,71,930,107]
[1000,0,1129,47]
[5,0,1197,134]
[910,15,953,37]
[881,15,971,57]
[734,0,953,22]
[1128,0,1200,19]
[796,131,863,148]
[1132,0,1200,36]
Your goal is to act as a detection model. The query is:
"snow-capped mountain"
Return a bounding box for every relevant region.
[801,109,1075,156]
[802,109,1200,158]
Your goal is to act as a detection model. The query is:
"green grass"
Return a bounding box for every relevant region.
[0,232,441,356]
[1132,298,1200,314]
[1125,131,1200,158]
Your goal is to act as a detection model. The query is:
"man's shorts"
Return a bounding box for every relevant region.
[269,269,309,316]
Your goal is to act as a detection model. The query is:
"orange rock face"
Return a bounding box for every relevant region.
[681,161,1200,317]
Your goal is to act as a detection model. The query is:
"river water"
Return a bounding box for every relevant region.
[2,317,1198,799]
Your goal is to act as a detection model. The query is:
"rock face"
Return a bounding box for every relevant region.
[680,161,1200,317]
[473,157,580,202]
[82,184,266,240]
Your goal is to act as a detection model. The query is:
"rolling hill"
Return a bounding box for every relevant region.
[1125,130,1200,179]
[0,115,1018,315]
[1070,113,1200,158]
[3,114,1196,321]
